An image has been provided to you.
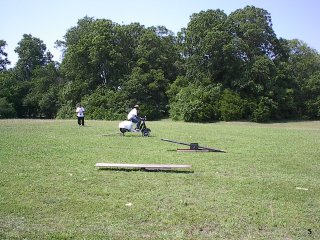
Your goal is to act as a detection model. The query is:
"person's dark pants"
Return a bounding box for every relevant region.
[130,116,141,129]
[78,117,84,126]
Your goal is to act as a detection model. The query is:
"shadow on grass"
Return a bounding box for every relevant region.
[121,134,156,138]
[100,134,156,138]
[97,168,194,174]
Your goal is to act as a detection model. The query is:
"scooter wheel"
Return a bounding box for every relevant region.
[142,130,150,137]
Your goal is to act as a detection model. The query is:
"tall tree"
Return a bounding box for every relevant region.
[125,26,179,118]
[23,63,61,118]
[286,39,320,118]
[11,34,57,117]
[181,9,229,84]
[60,17,122,91]
[227,6,279,61]
[170,9,238,122]
[15,34,52,81]
[0,40,11,71]
[58,16,127,113]
[226,6,281,95]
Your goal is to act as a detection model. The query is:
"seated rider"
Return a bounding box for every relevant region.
[127,105,141,130]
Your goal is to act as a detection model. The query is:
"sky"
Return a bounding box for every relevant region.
[2,0,320,67]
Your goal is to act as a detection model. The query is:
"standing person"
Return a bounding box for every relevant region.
[76,104,85,126]
[127,105,141,130]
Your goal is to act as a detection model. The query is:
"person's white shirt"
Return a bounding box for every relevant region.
[76,107,85,117]
[127,108,137,120]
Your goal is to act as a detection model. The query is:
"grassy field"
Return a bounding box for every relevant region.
[0,119,319,239]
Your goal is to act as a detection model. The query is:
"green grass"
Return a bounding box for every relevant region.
[0,119,319,239]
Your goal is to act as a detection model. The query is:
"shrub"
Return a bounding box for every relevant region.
[170,84,221,122]
[0,97,16,118]
[304,97,320,119]
[219,89,246,121]
[138,102,167,120]
[251,97,278,122]
[39,90,59,118]
[81,88,128,120]
[56,101,75,119]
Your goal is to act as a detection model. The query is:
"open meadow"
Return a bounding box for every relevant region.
[0,119,319,239]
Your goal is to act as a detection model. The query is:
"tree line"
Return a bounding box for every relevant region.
[1,6,320,122]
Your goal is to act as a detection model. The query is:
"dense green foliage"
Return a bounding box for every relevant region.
[1,6,320,122]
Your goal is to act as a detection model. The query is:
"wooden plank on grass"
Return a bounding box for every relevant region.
[95,163,191,170]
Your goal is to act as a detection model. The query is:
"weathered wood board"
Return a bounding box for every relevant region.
[95,163,191,170]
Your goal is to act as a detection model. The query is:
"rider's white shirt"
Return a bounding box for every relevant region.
[127,108,137,120]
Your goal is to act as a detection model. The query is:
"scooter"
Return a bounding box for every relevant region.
[119,117,151,137]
